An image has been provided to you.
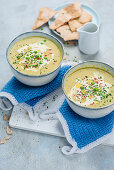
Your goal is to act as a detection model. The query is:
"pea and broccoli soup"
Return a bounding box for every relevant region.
[65,67,114,108]
[9,36,62,75]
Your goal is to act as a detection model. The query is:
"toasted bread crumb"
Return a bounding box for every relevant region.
[63,56,67,60]
[3,114,7,121]
[6,126,12,135]
[5,136,11,140]
[26,112,29,116]
[8,114,11,123]
[0,139,5,144]
[67,41,76,45]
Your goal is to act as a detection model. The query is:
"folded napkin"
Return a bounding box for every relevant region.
[56,100,114,155]
[0,63,113,155]
[0,65,71,120]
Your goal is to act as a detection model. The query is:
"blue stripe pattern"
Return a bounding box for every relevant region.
[1,65,71,105]
[59,100,114,149]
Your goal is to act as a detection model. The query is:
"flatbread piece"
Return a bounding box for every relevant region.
[56,24,78,41]
[32,7,57,30]
[78,10,92,24]
[50,2,82,30]
[68,19,83,31]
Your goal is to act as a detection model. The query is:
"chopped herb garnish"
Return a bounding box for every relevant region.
[26,57,30,60]
[19,53,23,56]
[93,87,98,91]
[91,82,95,85]
[39,61,43,64]
[44,57,49,61]
[17,56,21,59]
[34,51,37,54]
[80,86,84,90]
[106,94,109,98]
[73,59,77,62]
[73,56,78,62]
[13,61,17,64]
[36,55,39,58]
[65,52,69,56]
[33,64,38,68]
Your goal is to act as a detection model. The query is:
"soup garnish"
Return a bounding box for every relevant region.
[65,68,114,108]
[9,36,62,75]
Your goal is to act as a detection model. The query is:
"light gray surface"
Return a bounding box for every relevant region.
[0,0,114,170]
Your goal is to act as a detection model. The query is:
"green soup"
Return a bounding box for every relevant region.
[9,36,62,75]
[65,67,114,108]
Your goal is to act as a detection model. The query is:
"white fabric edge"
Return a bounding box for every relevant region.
[0,97,13,111]
[0,92,18,105]
[19,103,37,121]
[0,92,36,121]
[56,111,113,155]
[56,111,78,155]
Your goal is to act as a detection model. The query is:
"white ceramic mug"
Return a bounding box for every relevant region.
[77,23,99,55]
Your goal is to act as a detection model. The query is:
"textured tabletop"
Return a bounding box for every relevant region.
[0,0,114,170]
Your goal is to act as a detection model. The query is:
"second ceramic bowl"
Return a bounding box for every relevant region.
[62,61,114,118]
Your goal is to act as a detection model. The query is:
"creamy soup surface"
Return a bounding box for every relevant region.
[9,36,62,75]
[65,67,114,108]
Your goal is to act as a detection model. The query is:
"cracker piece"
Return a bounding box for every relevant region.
[26,112,29,116]
[6,126,13,135]
[63,56,67,60]
[0,139,5,144]
[50,1,82,30]
[56,24,78,41]
[5,136,11,140]
[78,10,92,24]
[32,7,57,30]
[68,19,83,31]
[3,114,7,121]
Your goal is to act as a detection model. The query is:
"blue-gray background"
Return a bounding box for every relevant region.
[0,0,114,170]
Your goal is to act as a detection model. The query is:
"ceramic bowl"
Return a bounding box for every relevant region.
[62,61,114,118]
[6,32,64,86]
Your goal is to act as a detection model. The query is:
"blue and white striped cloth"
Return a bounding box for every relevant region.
[0,64,113,155]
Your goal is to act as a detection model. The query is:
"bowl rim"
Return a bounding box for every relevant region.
[62,60,114,110]
[6,31,64,77]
